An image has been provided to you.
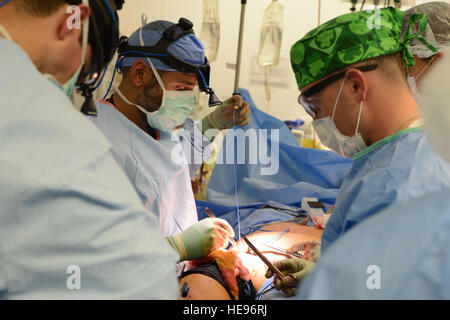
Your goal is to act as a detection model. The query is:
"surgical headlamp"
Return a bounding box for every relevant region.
[117,18,222,107]
[66,0,124,116]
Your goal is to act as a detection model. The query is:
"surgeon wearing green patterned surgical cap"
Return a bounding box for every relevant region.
[264,7,450,298]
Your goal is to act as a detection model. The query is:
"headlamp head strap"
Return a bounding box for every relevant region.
[117,18,222,107]
[67,0,124,116]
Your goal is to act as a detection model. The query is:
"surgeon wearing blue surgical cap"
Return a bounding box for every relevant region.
[90,19,248,266]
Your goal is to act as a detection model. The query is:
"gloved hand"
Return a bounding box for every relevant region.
[202,95,251,131]
[265,258,316,297]
[289,241,321,262]
[166,218,235,261]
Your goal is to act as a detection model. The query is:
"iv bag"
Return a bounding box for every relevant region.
[200,0,221,62]
[257,0,284,100]
[257,0,284,67]
[339,0,416,8]
[141,13,148,26]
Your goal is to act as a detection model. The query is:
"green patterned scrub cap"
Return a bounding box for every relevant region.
[291,7,438,89]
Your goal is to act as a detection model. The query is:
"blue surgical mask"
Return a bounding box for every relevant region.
[46,65,83,98]
[1,20,86,99]
[62,66,83,97]
[47,0,90,98]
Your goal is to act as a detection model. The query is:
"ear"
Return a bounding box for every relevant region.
[345,68,368,102]
[434,51,445,62]
[131,60,151,87]
[57,4,91,40]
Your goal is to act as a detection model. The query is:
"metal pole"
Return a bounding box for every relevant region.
[318,0,321,26]
[234,0,247,93]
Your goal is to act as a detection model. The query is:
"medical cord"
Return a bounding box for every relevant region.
[269,228,290,242]
[256,280,275,300]
[233,106,241,242]
[102,57,122,100]
[92,65,108,91]
[360,0,366,11]
[0,0,12,9]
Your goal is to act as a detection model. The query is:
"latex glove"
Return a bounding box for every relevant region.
[265,258,316,297]
[202,95,251,131]
[166,218,234,261]
[289,241,321,262]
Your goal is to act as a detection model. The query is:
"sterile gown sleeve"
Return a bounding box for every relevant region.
[297,188,450,299]
[0,39,179,299]
[321,130,450,253]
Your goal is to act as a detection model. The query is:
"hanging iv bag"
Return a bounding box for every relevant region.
[257,0,284,100]
[200,0,221,62]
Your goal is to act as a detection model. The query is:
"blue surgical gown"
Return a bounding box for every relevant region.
[206,88,352,206]
[321,128,450,252]
[297,187,450,299]
[177,116,212,179]
[91,101,205,237]
[0,39,178,299]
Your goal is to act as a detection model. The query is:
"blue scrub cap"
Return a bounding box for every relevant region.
[121,20,206,72]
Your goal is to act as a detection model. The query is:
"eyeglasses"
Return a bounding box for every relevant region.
[298,95,320,119]
[298,64,378,118]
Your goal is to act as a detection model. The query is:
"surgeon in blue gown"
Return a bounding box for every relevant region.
[91,20,251,237]
[264,7,450,297]
[0,1,231,299]
[296,8,450,256]
[297,47,450,299]
[320,1,450,253]
[0,0,179,299]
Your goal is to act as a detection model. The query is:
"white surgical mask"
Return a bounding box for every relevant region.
[407,55,435,101]
[0,23,12,41]
[407,76,420,101]
[114,82,194,133]
[120,26,195,132]
[312,79,367,158]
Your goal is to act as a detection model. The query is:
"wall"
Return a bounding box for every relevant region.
[109,0,440,123]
